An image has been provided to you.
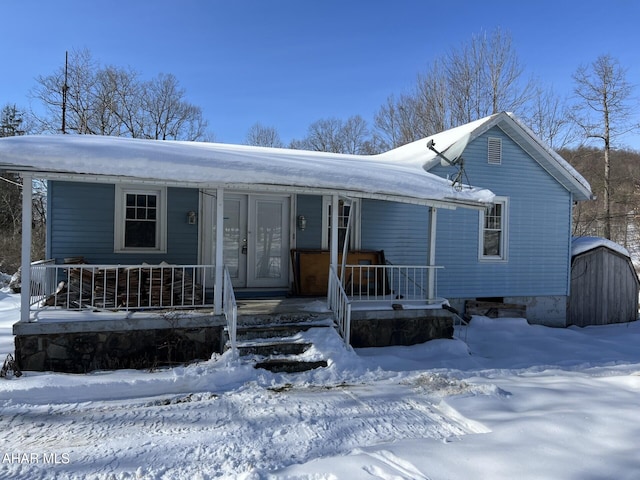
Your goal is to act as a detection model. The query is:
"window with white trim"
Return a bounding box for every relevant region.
[321,197,360,250]
[114,185,167,252]
[479,197,508,261]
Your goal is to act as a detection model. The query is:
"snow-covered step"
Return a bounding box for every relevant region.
[235,339,312,357]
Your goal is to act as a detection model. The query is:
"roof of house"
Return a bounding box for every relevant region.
[378,112,593,202]
[0,132,494,210]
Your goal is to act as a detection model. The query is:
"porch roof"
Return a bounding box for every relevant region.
[0,133,493,210]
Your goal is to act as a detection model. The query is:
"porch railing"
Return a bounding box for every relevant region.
[328,266,352,345]
[342,264,444,303]
[29,263,215,313]
[223,266,238,359]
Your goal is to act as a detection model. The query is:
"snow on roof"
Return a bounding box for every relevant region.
[0,134,494,209]
[572,236,631,258]
[378,112,593,201]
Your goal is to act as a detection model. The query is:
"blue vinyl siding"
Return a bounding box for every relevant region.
[295,195,323,249]
[361,200,430,265]
[430,127,572,297]
[48,181,198,265]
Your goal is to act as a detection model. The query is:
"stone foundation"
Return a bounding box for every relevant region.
[15,326,223,373]
[349,309,454,348]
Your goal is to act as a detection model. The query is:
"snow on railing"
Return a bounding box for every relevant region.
[328,266,352,345]
[29,263,215,313]
[342,264,444,303]
[223,265,238,359]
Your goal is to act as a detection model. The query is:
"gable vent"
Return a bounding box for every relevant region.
[488,137,502,165]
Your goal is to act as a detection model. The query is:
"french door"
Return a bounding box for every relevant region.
[220,194,290,289]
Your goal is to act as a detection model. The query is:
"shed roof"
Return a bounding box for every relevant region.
[572,236,631,258]
[0,132,494,210]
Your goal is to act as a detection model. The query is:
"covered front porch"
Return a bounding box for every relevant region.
[1,133,493,372]
[14,274,458,373]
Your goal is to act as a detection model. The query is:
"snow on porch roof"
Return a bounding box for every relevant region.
[0,134,494,209]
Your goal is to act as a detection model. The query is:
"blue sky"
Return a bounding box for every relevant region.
[2,0,639,148]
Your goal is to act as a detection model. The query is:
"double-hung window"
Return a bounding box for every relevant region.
[115,185,167,253]
[479,196,508,261]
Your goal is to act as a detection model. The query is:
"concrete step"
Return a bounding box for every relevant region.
[235,340,312,357]
[234,322,328,341]
[235,311,330,327]
[254,359,328,373]
[222,302,333,373]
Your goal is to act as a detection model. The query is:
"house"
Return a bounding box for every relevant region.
[0,112,593,372]
[0,128,492,372]
[569,237,639,326]
[388,112,593,326]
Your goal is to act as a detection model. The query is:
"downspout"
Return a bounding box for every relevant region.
[20,174,32,323]
[213,187,224,315]
[427,207,438,301]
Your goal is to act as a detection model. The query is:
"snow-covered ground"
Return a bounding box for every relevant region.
[0,287,639,479]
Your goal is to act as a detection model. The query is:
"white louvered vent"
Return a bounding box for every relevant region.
[488,137,502,165]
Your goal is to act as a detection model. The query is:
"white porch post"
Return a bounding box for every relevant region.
[213,187,224,315]
[339,197,353,281]
[20,174,33,323]
[330,194,339,275]
[427,207,438,301]
[326,194,340,309]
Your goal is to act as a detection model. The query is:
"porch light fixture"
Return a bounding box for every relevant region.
[187,211,197,225]
[297,215,307,231]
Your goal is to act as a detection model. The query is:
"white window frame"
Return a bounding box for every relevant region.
[478,196,509,262]
[114,184,167,253]
[321,197,360,250]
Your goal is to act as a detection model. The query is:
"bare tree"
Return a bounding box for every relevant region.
[525,84,577,149]
[341,115,371,154]
[374,28,533,148]
[31,49,209,141]
[373,94,423,150]
[291,116,375,154]
[0,104,45,271]
[571,54,637,239]
[245,122,283,147]
[447,27,532,124]
[139,73,207,141]
[414,59,450,136]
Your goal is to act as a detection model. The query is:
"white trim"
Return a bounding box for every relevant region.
[479,196,509,262]
[214,187,224,315]
[11,170,482,210]
[20,174,33,323]
[114,184,167,253]
[427,207,438,300]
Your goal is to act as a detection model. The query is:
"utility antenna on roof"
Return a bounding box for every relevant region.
[427,136,471,191]
[61,51,69,134]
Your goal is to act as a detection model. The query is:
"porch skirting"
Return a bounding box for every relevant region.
[12,305,456,373]
[349,308,454,348]
[14,315,226,373]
